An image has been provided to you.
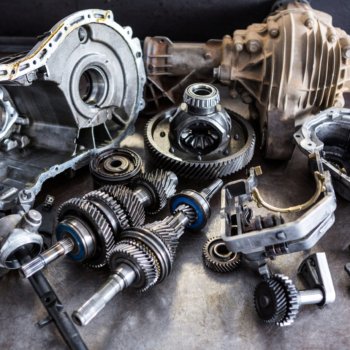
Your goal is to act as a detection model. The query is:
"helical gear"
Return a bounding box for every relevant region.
[202,236,241,273]
[83,190,129,231]
[99,185,145,227]
[109,239,160,292]
[254,274,300,327]
[143,217,183,260]
[57,198,115,269]
[174,204,197,226]
[131,169,178,214]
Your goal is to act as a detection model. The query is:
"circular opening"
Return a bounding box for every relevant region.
[213,243,230,258]
[72,312,83,326]
[78,67,108,106]
[192,86,213,97]
[110,159,122,168]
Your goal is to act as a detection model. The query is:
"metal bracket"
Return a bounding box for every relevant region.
[221,154,336,264]
[298,252,336,306]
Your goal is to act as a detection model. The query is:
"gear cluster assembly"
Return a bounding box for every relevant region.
[72,179,223,326]
[0,0,349,348]
[20,169,178,277]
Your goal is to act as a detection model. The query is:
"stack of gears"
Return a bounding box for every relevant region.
[0,1,349,349]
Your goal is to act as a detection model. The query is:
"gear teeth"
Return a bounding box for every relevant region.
[254,274,300,327]
[202,236,241,273]
[143,217,182,260]
[99,185,145,227]
[132,169,178,214]
[57,197,115,269]
[109,239,160,292]
[145,113,255,180]
[174,204,197,225]
[83,190,129,230]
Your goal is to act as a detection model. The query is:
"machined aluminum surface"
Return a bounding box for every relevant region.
[0,9,146,214]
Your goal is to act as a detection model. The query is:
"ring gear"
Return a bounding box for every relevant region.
[254,274,300,327]
[57,198,115,268]
[202,236,241,273]
[145,107,255,180]
[90,148,143,187]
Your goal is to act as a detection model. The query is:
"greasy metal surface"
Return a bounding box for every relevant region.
[0,107,350,349]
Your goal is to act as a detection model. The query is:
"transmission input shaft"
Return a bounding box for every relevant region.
[73,179,223,326]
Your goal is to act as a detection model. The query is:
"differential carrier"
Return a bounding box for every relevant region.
[145,83,255,179]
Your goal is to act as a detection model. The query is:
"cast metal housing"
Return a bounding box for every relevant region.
[294,108,350,201]
[144,1,350,160]
[0,9,145,213]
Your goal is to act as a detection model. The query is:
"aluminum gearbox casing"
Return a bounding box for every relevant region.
[294,108,350,201]
[0,9,146,213]
[144,1,350,160]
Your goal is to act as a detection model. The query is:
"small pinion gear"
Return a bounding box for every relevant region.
[202,236,241,273]
[57,198,115,269]
[254,274,300,327]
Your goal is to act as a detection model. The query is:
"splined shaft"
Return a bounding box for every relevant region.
[73,179,223,326]
[20,170,178,277]
[21,238,74,278]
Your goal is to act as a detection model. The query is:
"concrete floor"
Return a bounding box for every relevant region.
[0,117,350,350]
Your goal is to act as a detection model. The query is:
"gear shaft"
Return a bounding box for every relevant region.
[254,253,335,326]
[72,179,223,326]
[21,170,178,277]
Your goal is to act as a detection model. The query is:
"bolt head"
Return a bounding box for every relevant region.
[269,29,279,38]
[247,40,261,53]
[343,48,350,59]
[234,43,244,52]
[305,18,314,29]
[276,231,286,240]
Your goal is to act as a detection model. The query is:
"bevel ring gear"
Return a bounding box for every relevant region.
[145,107,255,180]
[202,236,241,273]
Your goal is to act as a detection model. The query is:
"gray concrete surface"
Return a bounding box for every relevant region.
[0,118,349,350]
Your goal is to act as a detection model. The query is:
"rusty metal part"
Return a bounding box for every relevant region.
[144,1,350,160]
